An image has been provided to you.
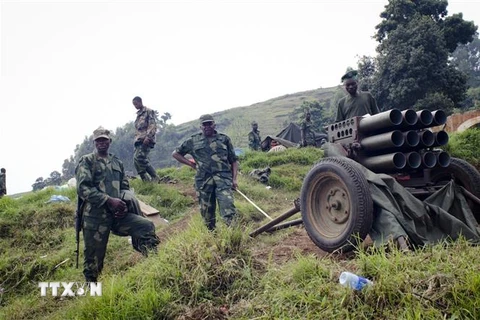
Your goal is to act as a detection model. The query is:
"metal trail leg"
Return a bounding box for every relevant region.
[266,218,303,233]
[249,200,301,237]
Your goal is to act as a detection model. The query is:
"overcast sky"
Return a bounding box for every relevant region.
[1,0,479,194]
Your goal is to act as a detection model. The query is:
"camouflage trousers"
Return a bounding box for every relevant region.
[134,143,155,176]
[197,178,237,231]
[82,213,159,282]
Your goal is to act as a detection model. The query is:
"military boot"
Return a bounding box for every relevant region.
[139,173,150,182]
[146,166,159,183]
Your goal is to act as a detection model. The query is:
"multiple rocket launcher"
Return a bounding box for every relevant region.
[327,109,449,173]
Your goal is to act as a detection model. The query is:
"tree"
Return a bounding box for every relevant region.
[290,100,333,132]
[62,156,76,180]
[452,35,480,88]
[32,177,46,191]
[370,0,477,112]
[45,171,62,186]
[356,55,377,92]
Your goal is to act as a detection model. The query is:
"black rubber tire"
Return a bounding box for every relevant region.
[300,157,374,253]
[430,157,480,220]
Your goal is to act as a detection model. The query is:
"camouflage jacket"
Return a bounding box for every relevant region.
[301,120,316,145]
[75,152,129,217]
[248,130,261,150]
[134,107,157,145]
[0,172,6,193]
[176,131,238,189]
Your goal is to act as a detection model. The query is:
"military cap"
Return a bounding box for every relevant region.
[199,114,215,124]
[341,70,358,82]
[93,126,111,141]
[251,121,258,126]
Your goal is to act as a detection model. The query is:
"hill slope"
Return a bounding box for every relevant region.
[61,86,340,178]
[174,86,339,148]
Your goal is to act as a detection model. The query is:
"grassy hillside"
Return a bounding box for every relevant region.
[177,87,339,149]
[2,141,480,319]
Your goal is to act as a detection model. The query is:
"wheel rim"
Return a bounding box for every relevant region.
[307,172,351,239]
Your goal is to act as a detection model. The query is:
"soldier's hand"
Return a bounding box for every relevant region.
[232,179,238,190]
[115,207,127,219]
[143,138,151,146]
[107,197,127,213]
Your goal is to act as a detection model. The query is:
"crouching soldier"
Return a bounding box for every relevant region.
[76,126,159,282]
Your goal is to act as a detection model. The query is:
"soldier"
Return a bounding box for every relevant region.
[172,114,239,231]
[133,96,159,182]
[76,127,159,282]
[248,121,261,151]
[336,70,380,121]
[0,168,6,197]
[301,108,316,147]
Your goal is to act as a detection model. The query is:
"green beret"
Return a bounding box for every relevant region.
[199,114,215,124]
[341,70,358,82]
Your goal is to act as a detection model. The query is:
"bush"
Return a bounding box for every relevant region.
[444,128,480,168]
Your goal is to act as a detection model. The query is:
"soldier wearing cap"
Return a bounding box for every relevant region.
[300,108,316,147]
[132,96,159,182]
[0,168,6,198]
[248,121,262,151]
[336,70,380,121]
[76,126,159,282]
[172,114,239,231]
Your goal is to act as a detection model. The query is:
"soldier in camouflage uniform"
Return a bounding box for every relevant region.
[300,108,316,147]
[172,114,239,231]
[133,96,159,182]
[0,168,6,197]
[248,121,261,151]
[76,127,159,282]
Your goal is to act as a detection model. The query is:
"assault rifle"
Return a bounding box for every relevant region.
[75,197,85,269]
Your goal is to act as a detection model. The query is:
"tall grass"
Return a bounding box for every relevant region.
[2,146,480,319]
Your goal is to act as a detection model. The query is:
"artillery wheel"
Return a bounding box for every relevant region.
[300,157,374,253]
[430,157,480,220]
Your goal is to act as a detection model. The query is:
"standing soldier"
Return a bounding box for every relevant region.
[301,108,316,147]
[336,70,380,121]
[248,121,262,151]
[132,96,159,182]
[172,114,239,231]
[76,127,159,282]
[0,168,6,197]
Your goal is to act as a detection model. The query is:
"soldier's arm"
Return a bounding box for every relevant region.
[231,161,239,189]
[144,110,157,144]
[172,138,196,169]
[300,122,307,145]
[336,99,345,122]
[225,135,239,173]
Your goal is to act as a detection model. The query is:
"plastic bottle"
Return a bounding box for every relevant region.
[339,271,373,290]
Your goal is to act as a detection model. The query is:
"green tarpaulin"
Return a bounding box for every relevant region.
[323,143,480,247]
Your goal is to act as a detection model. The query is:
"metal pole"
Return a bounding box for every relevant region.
[249,205,301,237]
[460,186,480,206]
[266,218,303,233]
[235,189,273,221]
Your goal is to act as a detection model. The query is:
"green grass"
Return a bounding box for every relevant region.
[2,145,480,319]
